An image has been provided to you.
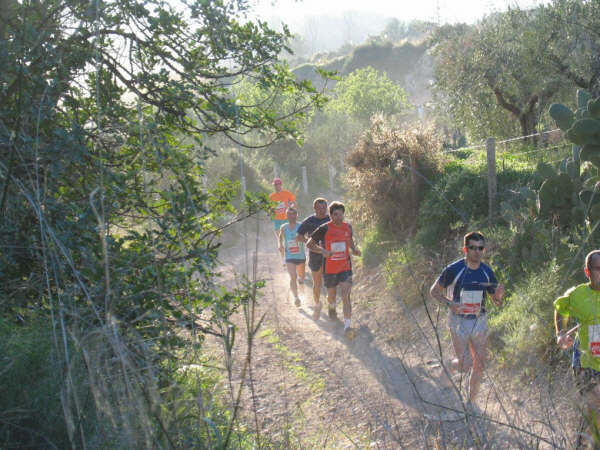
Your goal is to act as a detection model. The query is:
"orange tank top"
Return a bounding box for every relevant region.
[323,222,352,274]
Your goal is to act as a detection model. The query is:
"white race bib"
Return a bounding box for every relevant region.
[275,201,286,214]
[330,241,346,260]
[286,239,300,254]
[590,325,600,356]
[459,290,483,315]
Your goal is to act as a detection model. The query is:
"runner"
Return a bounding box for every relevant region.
[307,201,361,336]
[297,198,330,319]
[555,250,600,436]
[278,206,306,307]
[269,178,296,247]
[429,231,504,406]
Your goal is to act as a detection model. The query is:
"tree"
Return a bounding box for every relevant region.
[0,0,322,446]
[431,9,565,142]
[326,66,411,123]
[543,0,600,96]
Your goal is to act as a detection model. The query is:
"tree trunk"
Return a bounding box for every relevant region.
[519,111,538,146]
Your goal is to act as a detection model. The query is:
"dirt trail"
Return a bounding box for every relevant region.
[214,219,581,449]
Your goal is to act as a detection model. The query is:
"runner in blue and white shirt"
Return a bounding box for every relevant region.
[430,231,505,407]
[278,206,306,307]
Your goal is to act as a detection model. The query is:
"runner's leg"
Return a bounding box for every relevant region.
[585,382,600,433]
[449,329,471,373]
[286,262,299,299]
[340,280,352,320]
[312,266,323,306]
[297,263,305,295]
[327,286,336,308]
[468,333,487,402]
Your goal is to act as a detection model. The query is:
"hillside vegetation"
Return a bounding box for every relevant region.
[4,0,600,447]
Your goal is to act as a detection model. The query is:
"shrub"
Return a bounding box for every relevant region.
[346,117,443,238]
[415,160,539,247]
[360,226,397,268]
[489,261,566,363]
[384,242,438,309]
[0,317,75,447]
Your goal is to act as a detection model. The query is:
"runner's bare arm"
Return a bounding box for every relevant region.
[430,280,459,313]
[307,238,331,257]
[490,283,504,306]
[554,310,574,350]
[278,227,285,258]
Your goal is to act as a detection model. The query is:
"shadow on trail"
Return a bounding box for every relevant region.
[298,306,535,448]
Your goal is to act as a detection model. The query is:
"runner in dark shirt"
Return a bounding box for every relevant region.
[307,201,360,337]
[297,197,329,319]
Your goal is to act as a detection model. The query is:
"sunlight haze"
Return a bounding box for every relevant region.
[252,0,547,25]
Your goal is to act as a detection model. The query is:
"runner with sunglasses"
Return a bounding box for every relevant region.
[429,231,504,407]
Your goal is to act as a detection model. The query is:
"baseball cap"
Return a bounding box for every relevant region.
[272,177,282,185]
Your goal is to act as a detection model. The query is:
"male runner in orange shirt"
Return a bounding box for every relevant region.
[269,178,296,245]
[307,201,360,336]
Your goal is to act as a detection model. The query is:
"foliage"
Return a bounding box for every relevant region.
[360,225,396,268]
[430,8,569,142]
[384,242,436,309]
[0,0,321,446]
[346,117,443,238]
[415,158,539,247]
[542,89,600,229]
[489,261,565,362]
[326,67,411,123]
[542,0,600,96]
[381,19,437,43]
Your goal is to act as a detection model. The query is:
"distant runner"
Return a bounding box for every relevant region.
[278,206,306,307]
[269,177,296,245]
[297,198,330,319]
[429,231,504,407]
[307,201,361,336]
[555,250,600,436]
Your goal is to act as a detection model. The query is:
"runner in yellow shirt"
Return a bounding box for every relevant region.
[555,250,600,438]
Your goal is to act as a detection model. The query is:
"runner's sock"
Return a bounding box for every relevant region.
[344,318,351,330]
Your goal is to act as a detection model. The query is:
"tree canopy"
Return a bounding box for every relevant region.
[0,0,323,446]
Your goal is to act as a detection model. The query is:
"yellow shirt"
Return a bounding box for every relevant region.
[555,283,600,371]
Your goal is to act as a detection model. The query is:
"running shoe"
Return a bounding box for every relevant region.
[294,296,301,307]
[312,302,322,320]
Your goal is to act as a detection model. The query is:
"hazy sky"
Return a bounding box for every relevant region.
[252,0,548,26]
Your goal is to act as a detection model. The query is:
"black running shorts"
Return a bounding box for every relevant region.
[323,270,352,288]
[308,252,324,272]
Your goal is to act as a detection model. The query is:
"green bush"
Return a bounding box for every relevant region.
[0,317,73,447]
[489,261,565,362]
[384,242,437,308]
[415,161,539,247]
[360,226,396,268]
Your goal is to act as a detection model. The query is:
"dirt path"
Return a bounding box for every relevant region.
[213,219,581,449]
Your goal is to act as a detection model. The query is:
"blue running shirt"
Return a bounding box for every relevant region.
[281,223,305,260]
[437,258,498,315]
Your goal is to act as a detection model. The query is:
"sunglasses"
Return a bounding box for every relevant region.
[467,245,485,251]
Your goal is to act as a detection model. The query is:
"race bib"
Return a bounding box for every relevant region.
[590,324,600,356]
[330,241,347,260]
[275,201,286,214]
[459,290,483,315]
[286,239,300,254]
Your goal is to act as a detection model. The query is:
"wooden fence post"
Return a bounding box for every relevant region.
[487,137,497,223]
